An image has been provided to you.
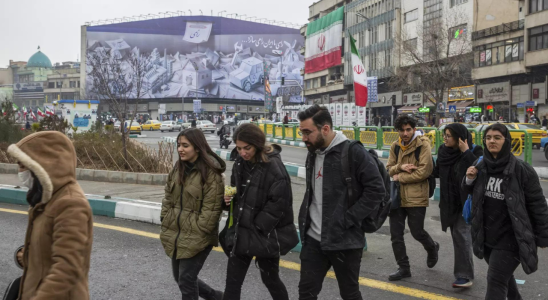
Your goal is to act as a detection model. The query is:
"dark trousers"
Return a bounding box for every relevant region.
[484,247,522,300]
[171,246,216,300]
[298,237,363,300]
[223,254,289,300]
[389,207,436,269]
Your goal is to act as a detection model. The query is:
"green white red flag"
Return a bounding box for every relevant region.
[37,108,45,117]
[305,6,344,73]
[349,33,368,107]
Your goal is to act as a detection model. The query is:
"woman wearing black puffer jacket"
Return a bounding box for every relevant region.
[220,123,299,300]
[463,123,548,300]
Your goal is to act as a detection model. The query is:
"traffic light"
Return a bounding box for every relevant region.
[281,77,285,85]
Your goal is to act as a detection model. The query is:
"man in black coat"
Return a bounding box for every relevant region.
[297,105,386,300]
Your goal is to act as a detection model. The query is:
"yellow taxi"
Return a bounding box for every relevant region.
[426,123,479,144]
[141,120,161,131]
[123,121,142,135]
[505,123,547,149]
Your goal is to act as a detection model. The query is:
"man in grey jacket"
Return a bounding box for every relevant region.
[297,105,386,300]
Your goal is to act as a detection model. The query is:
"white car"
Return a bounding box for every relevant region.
[197,120,216,133]
[114,121,121,131]
[223,118,235,125]
[160,121,182,132]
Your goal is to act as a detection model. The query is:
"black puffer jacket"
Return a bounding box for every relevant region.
[224,145,299,258]
[298,141,386,251]
[462,155,548,274]
[433,145,483,231]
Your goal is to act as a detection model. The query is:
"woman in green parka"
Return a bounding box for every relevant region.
[160,128,226,300]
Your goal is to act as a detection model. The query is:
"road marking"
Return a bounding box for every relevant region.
[0,207,462,300]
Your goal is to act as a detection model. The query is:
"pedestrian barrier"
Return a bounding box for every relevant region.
[253,123,533,165]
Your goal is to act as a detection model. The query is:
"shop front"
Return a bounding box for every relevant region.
[476,82,511,121]
[371,91,402,126]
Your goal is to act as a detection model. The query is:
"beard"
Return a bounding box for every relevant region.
[305,134,325,152]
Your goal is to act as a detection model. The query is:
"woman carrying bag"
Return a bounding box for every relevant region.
[221,123,299,300]
[433,123,483,288]
[160,128,226,300]
[463,124,548,300]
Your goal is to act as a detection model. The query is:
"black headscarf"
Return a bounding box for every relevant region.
[26,173,43,207]
[437,123,473,166]
[482,123,513,174]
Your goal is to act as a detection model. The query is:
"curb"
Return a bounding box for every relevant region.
[266,137,306,148]
[0,163,167,186]
[0,186,325,253]
[163,136,177,144]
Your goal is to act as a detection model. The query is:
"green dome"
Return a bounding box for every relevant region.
[27,50,52,68]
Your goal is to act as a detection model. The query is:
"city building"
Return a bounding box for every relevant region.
[10,48,53,108]
[302,0,350,106]
[43,65,82,102]
[471,0,548,122]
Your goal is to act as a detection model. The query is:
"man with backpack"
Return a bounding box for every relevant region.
[297,105,387,300]
[386,115,439,281]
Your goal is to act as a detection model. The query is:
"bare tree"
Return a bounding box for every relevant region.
[86,48,151,167]
[389,8,474,125]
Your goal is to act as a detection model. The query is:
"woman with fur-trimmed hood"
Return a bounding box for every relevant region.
[8,131,93,300]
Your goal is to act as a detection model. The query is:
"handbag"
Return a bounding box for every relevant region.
[390,180,401,210]
[2,277,20,300]
[462,156,483,224]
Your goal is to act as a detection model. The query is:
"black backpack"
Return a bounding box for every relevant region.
[341,141,391,233]
[394,145,436,198]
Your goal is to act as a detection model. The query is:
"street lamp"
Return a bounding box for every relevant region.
[218,10,226,17]
[199,9,203,15]
[188,9,192,15]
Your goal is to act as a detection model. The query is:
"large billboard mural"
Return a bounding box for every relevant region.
[85,16,305,102]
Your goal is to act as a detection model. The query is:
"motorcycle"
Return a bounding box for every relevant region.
[218,125,232,149]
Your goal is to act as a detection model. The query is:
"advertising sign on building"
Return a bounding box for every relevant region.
[328,103,336,120]
[367,77,378,103]
[85,16,304,102]
[193,99,201,113]
[335,103,342,126]
[342,103,350,126]
[158,104,166,114]
[350,103,357,125]
[403,92,423,105]
[357,105,366,126]
[13,82,44,92]
[476,82,510,103]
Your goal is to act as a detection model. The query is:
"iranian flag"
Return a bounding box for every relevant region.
[46,107,54,115]
[30,110,37,120]
[304,6,344,74]
[349,33,368,107]
[22,106,27,116]
[37,108,45,117]
[13,104,19,112]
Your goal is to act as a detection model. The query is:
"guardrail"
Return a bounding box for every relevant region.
[252,123,533,164]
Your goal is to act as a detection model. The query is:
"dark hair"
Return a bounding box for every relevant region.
[297,104,332,129]
[444,127,457,140]
[394,115,417,131]
[233,123,273,163]
[176,128,221,186]
[484,123,509,139]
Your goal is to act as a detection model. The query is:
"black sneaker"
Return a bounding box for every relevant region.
[452,278,473,288]
[427,241,440,268]
[388,268,411,281]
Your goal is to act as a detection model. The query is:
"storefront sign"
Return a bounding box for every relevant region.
[418,107,430,113]
[403,92,423,105]
[533,88,540,99]
[476,82,510,103]
[469,107,482,113]
[526,101,536,106]
[516,103,524,108]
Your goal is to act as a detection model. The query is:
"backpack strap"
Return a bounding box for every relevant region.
[414,146,422,162]
[341,140,363,206]
[394,144,401,163]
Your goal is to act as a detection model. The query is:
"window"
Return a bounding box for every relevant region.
[320,76,327,86]
[369,26,378,45]
[530,0,548,13]
[56,81,62,88]
[450,0,468,8]
[405,9,418,23]
[368,52,378,71]
[312,78,318,88]
[405,38,418,50]
[529,25,548,51]
[475,37,524,67]
[78,81,81,88]
[69,81,76,88]
[305,79,311,90]
[385,50,392,67]
[385,21,392,40]
[48,82,55,88]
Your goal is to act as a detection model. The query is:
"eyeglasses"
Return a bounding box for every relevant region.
[443,134,453,139]
[484,135,505,142]
[298,131,313,137]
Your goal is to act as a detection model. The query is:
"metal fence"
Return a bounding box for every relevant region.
[254,123,533,165]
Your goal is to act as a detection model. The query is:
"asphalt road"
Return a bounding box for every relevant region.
[6,201,548,300]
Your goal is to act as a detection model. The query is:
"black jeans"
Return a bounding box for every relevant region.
[171,246,217,300]
[484,247,522,300]
[389,207,436,269]
[223,254,289,300]
[298,237,363,300]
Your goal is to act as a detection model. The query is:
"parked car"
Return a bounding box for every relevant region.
[141,120,162,131]
[223,118,236,125]
[229,57,264,92]
[197,120,216,133]
[114,121,121,131]
[123,121,142,135]
[160,121,182,132]
[505,123,546,149]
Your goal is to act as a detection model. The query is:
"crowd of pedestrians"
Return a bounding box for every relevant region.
[5,105,548,300]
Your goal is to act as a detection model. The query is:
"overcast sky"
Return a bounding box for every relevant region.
[0,0,310,67]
